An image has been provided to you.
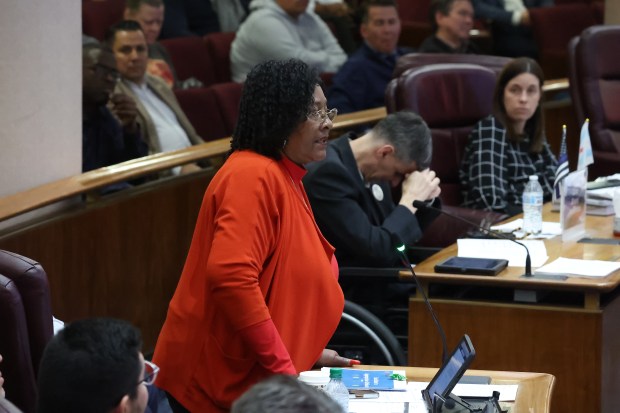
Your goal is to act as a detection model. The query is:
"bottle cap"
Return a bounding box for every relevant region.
[329,367,343,379]
[529,175,539,181]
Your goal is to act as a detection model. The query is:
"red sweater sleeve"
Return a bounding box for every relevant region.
[239,319,296,374]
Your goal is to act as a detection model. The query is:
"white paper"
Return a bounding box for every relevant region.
[535,257,620,278]
[457,239,548,268]
[490,219,561,240]
[348,382,518,413]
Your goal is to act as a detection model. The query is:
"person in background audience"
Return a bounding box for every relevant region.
[159,0,220,38]
[460,57,557,215]
[152,59,355,413]
[105,21,203,175]
[231,375,344,413]
[327,0,409,114]
[471,0,552,58]
[0,354,21,413]
[82,43,147,192]
[211,0,251,31]
[311,0,358,54]
[36,318,152,413]
[419,0,479,53]
[230,0,347,83]
[124,0,203,89]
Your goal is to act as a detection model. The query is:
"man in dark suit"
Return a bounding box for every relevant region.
[304,111,441,268]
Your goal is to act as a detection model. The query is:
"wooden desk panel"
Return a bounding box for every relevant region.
[356,365,554,413]
[405,206,620,412]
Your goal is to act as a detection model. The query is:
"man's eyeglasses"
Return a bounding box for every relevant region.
[307,108,337,124]
[141,360,159,386]
[93,64,121,81]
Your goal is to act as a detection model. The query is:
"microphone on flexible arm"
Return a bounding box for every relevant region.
[412,200,532,277]
[391,233,449,364]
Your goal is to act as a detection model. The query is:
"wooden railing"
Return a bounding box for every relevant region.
[0,80,568,224]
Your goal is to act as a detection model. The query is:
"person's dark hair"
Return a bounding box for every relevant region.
[372,111,433,170]
[231,375,344,413]
[104,20,144,47]
[428,0,471,32]
[493,57,545,153]
[231,59,319,160]
[126,0,163,12]
[360,0,398,24]
[37,318,143,413]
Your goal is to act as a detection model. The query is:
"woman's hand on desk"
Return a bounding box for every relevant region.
[313,349,361,368]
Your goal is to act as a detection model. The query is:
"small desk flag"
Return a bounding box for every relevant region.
[577,119,593,171]
[554,124,569,200]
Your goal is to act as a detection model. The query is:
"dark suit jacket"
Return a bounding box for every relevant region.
[304,134,439,267]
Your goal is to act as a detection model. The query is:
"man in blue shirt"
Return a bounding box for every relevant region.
[327,0,409,114]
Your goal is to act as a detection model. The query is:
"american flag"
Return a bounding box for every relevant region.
[554,124,569,200]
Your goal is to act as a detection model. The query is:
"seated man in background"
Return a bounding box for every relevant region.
[82,43,147,192]
[230,0,347,83]
[231,375,343,413]
[1,354,22,413]
[36,318,152,413]
[124,0,203,89]
[471,0,552,58]
[159,0,220,38]
[106,20,203,174]
[418,0,479,53]
[304,111,441,268]
[327,0,409,114]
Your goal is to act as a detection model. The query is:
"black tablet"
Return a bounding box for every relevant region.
[422,335,476,409]
[434,256,508,276]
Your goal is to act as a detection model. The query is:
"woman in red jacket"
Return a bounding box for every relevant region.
[153,59,355,413]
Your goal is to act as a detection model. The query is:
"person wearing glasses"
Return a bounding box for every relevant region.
[152,59,356,413]
[82,43,147,191]
[36,318,157,413]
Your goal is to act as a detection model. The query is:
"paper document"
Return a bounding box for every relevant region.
[457,239,548,268]
[490,219,561,239]
[348,382,518,413]
[535,257,620,278]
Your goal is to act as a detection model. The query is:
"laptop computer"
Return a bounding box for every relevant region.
[422,334,487,412]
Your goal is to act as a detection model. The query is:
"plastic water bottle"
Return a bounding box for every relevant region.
[522,175,543,234]
[324,368,349,412]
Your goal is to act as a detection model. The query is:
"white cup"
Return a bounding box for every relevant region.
[298,370,330,390]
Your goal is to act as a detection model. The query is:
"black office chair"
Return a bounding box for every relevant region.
[328,300,407,366]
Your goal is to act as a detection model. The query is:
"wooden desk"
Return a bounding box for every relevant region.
[354,365,554,413]
[403,204,620,412]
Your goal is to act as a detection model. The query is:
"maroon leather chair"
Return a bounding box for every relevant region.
[175,82,243,142]
[204,32,236,84]
[569,25,620,179]
[529,3,597,79]
[209,82,243,138]
[160,37,218,87]
[392,53,511,80]
[0,250,54,413]
[82,0,125,41]
[386,63,507,247]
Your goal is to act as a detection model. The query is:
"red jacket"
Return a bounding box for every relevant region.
[153,151,344,412]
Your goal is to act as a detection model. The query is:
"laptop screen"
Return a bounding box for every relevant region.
[424,334,476,404]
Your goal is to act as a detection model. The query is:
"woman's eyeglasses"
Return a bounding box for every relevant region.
[307,108,338,124]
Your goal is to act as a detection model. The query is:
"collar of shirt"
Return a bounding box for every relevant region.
[280,155,307,184]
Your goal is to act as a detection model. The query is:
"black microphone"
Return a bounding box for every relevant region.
[391,233,449,365]
[412,200,532,277]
